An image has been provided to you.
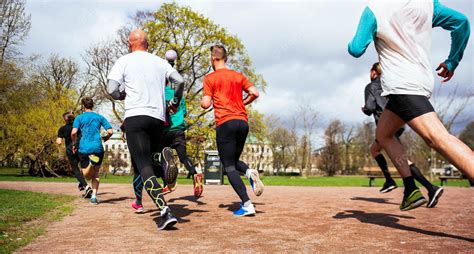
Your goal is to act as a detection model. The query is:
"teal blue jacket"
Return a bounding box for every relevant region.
[165,86,187,132]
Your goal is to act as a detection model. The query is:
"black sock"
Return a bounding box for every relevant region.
[374,154,394,182]
[402,176,417,196]
[410,164,434,192]
[225,166,250,203]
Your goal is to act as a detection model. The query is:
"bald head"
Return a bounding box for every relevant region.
[128,29,148,52]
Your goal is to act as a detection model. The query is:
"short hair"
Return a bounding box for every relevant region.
[81,97,94,110]
[62,111,74,124]
[210,45,227,62]
[371,62,382,75]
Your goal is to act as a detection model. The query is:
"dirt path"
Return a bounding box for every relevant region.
[1,181,473,252]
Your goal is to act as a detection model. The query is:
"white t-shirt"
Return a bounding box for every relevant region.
[369,0,434,97]
[107,51,176,121]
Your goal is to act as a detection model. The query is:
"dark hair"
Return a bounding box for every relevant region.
[371,62,381,75]
[81,97,94,110]
[210,45,227,62]
[62,111,74,124]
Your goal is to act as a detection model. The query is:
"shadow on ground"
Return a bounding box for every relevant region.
[333,210,474,243]
[168,195,207,205]
[351,196,398,205]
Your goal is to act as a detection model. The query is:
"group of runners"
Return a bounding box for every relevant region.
[54,0,473,230]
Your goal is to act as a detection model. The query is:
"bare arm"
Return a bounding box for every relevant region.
[71,128,79,153]
[102,128,113,142]
[243,86,259,105]
[201,95,212,109]
[56,137,62,145]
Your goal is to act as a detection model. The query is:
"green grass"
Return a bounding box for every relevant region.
[1,167,470,187]
[0,189,76,253]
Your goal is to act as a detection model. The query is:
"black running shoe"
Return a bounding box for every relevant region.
[427,186,444,208]
[380,181,397,193]
[156,207,178,230]
[82,186,92,199]
[162,147,178,185]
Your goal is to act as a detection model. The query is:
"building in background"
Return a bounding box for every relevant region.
[104,130,132,174]
[240,136,273,173]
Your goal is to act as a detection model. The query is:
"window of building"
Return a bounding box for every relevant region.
[105,145,108,151]
[124,153,127,159]
[112,144,115,149]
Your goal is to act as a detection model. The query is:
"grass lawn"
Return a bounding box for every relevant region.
[0,189,76,253]
[0,167,471,187]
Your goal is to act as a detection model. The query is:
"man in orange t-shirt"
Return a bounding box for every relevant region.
[201,45,263,217]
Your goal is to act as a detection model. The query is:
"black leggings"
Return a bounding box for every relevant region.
[216,120,250,203]
[66,152,88,188]
[125,116,167,210]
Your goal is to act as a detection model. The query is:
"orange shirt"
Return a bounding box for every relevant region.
[203,68,254,127]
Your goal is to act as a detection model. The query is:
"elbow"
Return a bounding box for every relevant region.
[348,43,364,58]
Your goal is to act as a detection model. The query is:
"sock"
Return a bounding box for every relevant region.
[402,176,417,195]
[410,164,434,191]
[245,169,252,179]
[374,154,394,182]
[160,206,169,216]
[243,200,252,207]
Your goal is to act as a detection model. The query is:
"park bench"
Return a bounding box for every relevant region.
[364,166,400,187]
[439,175,473,187]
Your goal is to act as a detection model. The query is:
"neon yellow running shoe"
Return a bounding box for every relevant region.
[89,155,100,164]
[400,189,427,211]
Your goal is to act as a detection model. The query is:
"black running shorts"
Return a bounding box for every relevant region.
[385,95,434,122]
[78,152,104,168]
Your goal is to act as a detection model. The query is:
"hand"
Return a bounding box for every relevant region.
[72,145,77,154]
[436,63,454,83]
[168,101,177,114]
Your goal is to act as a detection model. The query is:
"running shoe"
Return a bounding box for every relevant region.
[248,169,264,196]
[82,186,93,199]
[427,186,444,208]
[156,207,178,230]
[131,200,144,213]
[233,203,256,217]
[162,182,177,195]
[89,154,100,164]
[400,189,427,211]
[193,173,203,197]
[78,183,85,191]
[90,197,98,205]
[162,147,178,185]
[380,181,397,193]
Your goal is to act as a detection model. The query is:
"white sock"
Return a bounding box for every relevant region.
[243,200,252,207]
[245,169,252,179]
[160,206,169,216]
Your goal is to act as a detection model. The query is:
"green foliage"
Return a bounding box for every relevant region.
[0,189,75,253]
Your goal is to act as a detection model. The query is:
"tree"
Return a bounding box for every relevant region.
[0,0,31,63]
[108,150,129,175]
[320,120,343,176]
[459,121,474,150]
[269,127,296,173]
[83,3,267,164]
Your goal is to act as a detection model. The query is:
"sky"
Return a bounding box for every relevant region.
[21,0,473,147]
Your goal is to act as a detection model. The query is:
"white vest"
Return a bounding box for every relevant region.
[369,0,434,97]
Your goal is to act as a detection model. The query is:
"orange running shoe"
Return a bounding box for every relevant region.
[193,173,203,197]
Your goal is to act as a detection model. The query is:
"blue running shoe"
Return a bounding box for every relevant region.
[233,203,256,217]
[90,197,98,205]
